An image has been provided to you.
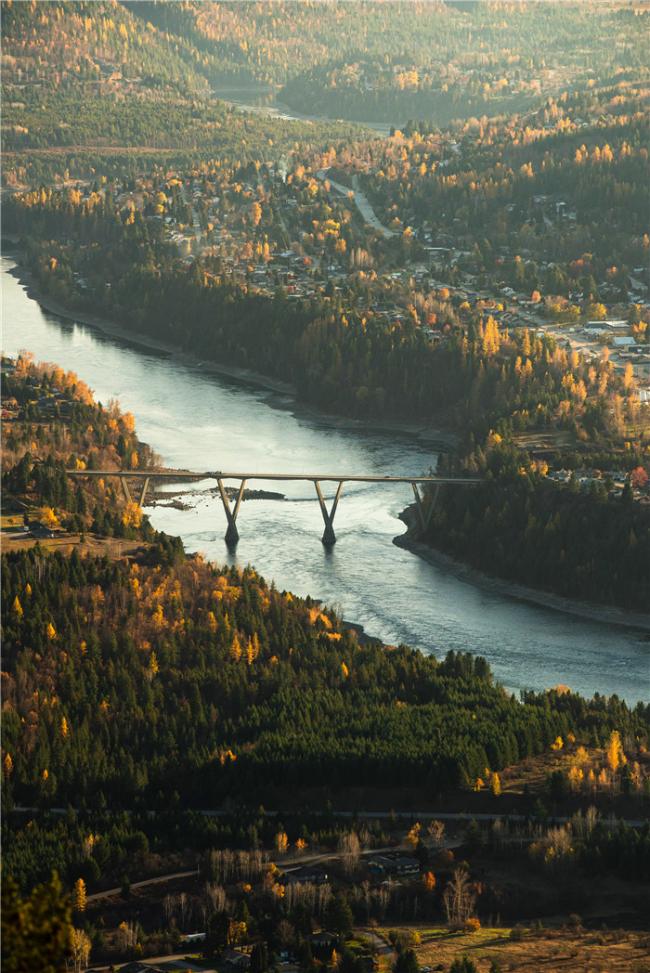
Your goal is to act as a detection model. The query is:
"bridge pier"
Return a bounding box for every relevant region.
[411,481,440,536]
[217,478,247,546]
[64,470,478,548]
[138,477,150,507]
[314,480,344,546]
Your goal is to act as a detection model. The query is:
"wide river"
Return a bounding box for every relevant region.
[2,256,649,702]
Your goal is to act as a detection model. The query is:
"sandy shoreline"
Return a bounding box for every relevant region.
[394,529,650,634]
[5,254,458,448]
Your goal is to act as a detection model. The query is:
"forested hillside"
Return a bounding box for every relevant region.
[124,1,649,122]
[4,0,649,186]
[1,356,166,544]
[5,67,649,611]
[1,0,211,91]
[3,359,648,870]
[424,443,650,609]
[4,182,642,431]
[359,93,650,296]
[3,5,650,969]
[1,0,362,185]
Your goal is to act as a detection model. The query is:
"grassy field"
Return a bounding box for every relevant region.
[1,513,25,530]
[1,530,150,559]
[373,925,650,973]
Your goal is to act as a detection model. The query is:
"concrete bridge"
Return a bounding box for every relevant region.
[66,468,481,546]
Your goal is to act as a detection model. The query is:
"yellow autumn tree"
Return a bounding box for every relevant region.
[568,766,584,792]
[406,822,421,849]
[12,596,23,618]
[251,201,262,226]
[69,928,92,971]
[122,501,142,529]
[41,506,59,528]
[491,772,501,796]
[482,315,501,356]
[230,633,243,662]
[606,731,626,772]
[227,919,248,945]
[275,831,289,855]
[623,363,634,391]
[72,878,87,913]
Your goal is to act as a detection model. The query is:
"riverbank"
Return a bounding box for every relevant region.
[394,522,650,635]
[5,253,649,701]
[5,253,458,449]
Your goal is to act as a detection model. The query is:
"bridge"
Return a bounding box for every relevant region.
[66,469,481,546]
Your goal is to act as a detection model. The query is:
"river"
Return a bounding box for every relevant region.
[212,84,393,136]
[2,256,648,703]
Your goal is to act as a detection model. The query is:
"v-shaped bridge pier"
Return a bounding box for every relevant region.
[65,468,481,547]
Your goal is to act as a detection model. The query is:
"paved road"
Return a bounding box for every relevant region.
[17,804,648,831]
[199,808,648,826]
[86,868,200,904]
[87,952,211,972]
[85,839,465,904]
[317,169,396,238]
[359,929,392,955]
[18,804,647,906]
[86,930,391,971]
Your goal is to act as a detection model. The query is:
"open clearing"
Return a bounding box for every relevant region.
[374,926,650,973]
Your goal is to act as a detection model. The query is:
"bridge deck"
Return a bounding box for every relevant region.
[66,469,480,484]
[65,467,480,546]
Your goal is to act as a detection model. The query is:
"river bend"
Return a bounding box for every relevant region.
[2,256,648,703]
